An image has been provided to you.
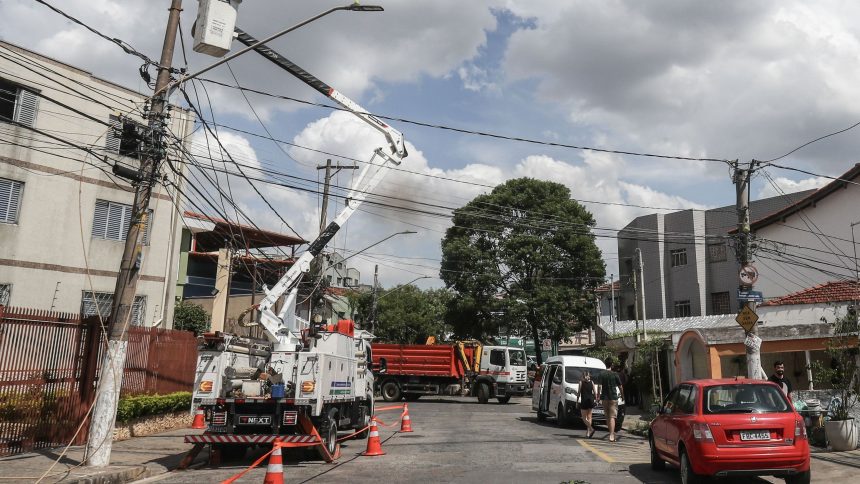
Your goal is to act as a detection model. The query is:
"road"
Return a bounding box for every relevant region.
[143,396,764,484]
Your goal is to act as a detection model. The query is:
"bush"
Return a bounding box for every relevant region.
[173,301,210,335]
[116,392,192,423]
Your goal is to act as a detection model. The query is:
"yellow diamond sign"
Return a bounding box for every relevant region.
[736,305,759,333]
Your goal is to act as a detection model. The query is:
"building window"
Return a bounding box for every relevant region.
[674,300,691,317]
[0,78,38,127]
[670,248,688,267]
[0,283,10,306]
[336,277,342,286]
[327,275,333,283]
[105,115,145,159]
[711,291,730,315]
[0,178,23,224]
[344,278,352,286]
[708,243,727,263]
[336,262,343,270]
[91,199,151,244]
[81,291,146,326]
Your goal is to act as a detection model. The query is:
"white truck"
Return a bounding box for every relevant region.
[186,25,407,460]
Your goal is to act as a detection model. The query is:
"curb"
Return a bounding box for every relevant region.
[54,465,150,484]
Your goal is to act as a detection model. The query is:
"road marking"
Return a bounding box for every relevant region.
[576,438,650,464]
[577,439,615,463]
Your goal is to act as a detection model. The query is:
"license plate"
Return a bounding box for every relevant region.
[238,415,271,425]
[740,430,770,441]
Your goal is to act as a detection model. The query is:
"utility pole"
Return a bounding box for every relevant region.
[610,273,616,336]
[316,159,358,232]
[370,264,379,333]
[734,160,763,380]
[635,248,647,338]
[632,261,640,333]
[86,0,182,467]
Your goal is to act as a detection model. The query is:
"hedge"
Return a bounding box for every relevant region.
[116,392,192,423]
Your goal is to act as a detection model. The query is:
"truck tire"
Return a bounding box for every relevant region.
[477,383,490,404]
[497,396,511,404]
[356,398,373,439]
[318,408,339,459]
[381,380,402,402]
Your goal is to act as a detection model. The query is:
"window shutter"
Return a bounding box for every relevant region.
[0,178,23,224]
[92,199,109,238]
[105,115,121,153]
[106,202,125,240]
[131,296,146,326]
[13,89,39,127]
[0,284,11,306]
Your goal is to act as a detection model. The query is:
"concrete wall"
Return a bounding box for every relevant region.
[0,42,193,327]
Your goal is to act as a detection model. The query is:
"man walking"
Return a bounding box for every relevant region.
[597,357,623,442]
[768,360,793,395]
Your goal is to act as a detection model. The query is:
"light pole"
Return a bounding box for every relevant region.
[341,230,417,263]
[378,276,432,300]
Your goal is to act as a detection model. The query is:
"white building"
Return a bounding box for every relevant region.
[0,41,194,326]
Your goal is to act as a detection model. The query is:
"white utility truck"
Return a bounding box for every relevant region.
[186,25,407,460]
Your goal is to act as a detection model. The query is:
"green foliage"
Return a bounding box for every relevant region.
[115,392,192,423]
[0,378,66,422]
[811,311,859,421]
[350,286,451,343]
[584,346,615,366]
[173,301,210,335]
[440,178,605,363]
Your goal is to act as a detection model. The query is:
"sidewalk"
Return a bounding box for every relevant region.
[0,429,203,483]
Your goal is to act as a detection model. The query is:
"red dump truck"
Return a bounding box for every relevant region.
[372,342,529,404]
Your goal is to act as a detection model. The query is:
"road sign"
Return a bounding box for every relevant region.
[739,264,759,285]
[737,289,763,303]
[542,339,552,351]
[735,305,759,333]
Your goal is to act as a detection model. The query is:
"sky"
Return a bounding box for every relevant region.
[2,0,859,289]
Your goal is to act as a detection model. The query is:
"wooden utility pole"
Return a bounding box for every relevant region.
[734,160,763,380]
[85,0,183,467]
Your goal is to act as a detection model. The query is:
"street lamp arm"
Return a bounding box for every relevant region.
[341,231,417,264]
[378,276,432,300]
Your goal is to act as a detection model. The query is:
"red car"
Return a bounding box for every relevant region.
[649,378,810,484]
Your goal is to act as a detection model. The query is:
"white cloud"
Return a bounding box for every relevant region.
[757,176,829,199]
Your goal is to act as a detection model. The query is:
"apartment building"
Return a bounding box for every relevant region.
[0,41,194,326]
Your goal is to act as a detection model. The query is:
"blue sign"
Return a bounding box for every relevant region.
[738,290,763,302]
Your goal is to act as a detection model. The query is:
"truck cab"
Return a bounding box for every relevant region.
[473,346,529,404]
[531,355,625,428]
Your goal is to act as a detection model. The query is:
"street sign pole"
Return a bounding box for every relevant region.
[734,161,763,380]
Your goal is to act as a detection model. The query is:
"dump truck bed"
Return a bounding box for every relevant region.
[372,344,475,379]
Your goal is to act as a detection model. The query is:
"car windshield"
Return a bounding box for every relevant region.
[564,367,596,384]
[508,350,526,366]
[704,384,791,414]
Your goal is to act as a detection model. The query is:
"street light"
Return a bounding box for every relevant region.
[377,275,432,300]
[160,3,384,95]
[341,230,417,263]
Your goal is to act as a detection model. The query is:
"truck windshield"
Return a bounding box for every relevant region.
[508,350,526,366]
[703,384,791,414]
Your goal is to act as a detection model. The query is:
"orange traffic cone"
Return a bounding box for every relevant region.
[400,404,414,433]
[361,417,385,456]
[191,407,205,429]
[263,440,284,484]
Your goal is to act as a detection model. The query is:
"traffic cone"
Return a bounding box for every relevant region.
[361,417,385,456]
[191,407,205,429]
[399,404,414,433]
[263,440,284,484]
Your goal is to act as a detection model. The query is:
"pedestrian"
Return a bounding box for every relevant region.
[768,360,793,395]
[596,357,623,442]
[578,370,596,438]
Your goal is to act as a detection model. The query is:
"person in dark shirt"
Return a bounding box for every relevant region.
[768,360,793,395]
[578,371,596,438]
[596,357,623,442]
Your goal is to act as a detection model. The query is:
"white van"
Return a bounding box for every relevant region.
[531,355,625,428]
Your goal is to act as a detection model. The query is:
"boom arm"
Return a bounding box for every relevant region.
[234,28,407,348]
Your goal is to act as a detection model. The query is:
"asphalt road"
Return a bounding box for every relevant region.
[140,396,766,484]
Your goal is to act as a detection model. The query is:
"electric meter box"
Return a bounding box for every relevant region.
[193,0,241,57]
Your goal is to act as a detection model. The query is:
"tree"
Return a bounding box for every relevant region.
[349,285,451,343]
[441,178,605,364]
[173,300,210,335]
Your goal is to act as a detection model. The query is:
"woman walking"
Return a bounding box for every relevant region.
[579,371,596,438]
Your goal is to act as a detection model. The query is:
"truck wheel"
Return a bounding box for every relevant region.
[318,408,339,459]
[477,383,490,404]
[497,396,511,404]
[356,400,372,439]
[381,380,402,402]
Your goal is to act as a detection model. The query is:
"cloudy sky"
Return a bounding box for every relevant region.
[3,0,858,287]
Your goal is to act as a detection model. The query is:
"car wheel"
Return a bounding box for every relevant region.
[785,470,811,484]
[649,435,665,471]
[679,448,702,484]
[381,380,402,402]
[477,383,490,404]
[497,396,511,404]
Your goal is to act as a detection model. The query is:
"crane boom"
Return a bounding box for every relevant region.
[233,27,407,349]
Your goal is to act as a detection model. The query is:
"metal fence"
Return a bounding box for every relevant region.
[0,306,198,456]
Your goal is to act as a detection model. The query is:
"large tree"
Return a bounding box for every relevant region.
[349,285,451,343]
[441,178,605,364]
